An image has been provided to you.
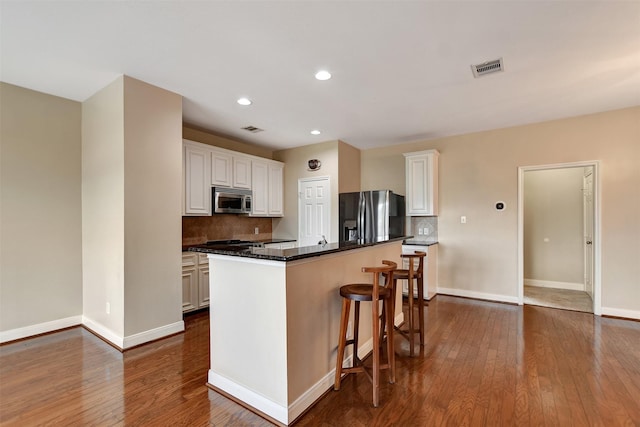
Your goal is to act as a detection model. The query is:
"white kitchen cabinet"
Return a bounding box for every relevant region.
[184,142,211,215]
[404,150,439,216]
[182,252,210,313]
[233,155,252,189]
[401,244,438,300]
[211,150,232,187]
[251,159,285,217]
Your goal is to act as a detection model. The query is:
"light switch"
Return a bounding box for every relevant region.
[461,216,467,224]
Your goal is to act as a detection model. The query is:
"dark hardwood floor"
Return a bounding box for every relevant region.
[1,296,639,426]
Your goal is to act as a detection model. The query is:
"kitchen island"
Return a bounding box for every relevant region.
[189,238,405,425]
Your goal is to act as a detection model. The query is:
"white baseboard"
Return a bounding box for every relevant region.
[208,370,289,424]
[0,315,82,344]
[437,287,519,304]
[601,307,640,321]
[81,316,124,349]
[123,321,184,349]
[524,279,585,291]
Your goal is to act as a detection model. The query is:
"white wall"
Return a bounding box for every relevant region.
[362,107,640,316]
[524,167,586,287]
[0,83,83,339]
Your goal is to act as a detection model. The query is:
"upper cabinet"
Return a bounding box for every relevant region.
[211,150,232,187]
[184,142,211,215]
[251,159,284,217]
[404,149,439,216]
[233,155,252,189]
[183,139,284,217]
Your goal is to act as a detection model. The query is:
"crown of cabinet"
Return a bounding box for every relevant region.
[404,150,439,216]
[182,139,284,217]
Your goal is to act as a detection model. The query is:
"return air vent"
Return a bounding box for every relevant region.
[241,125,264,133]
[471,57,504,78]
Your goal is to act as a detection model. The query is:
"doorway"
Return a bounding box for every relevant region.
[298,177,331,247]
[518,162,600,314]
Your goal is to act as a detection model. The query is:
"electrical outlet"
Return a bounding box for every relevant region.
[106,302,110,314]
[254,227,259,234]
[461,216,467,224]
[418,228,424,235]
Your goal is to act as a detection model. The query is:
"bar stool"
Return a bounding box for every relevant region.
[393,251,426,357]
[334,260,397,407]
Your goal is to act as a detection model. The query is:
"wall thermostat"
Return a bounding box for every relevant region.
[495,201,506,211]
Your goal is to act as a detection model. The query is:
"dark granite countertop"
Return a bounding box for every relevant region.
[182,238,297,252]
[187,236,408,262]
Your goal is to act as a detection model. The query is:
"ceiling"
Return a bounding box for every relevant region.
[1,1,639,151]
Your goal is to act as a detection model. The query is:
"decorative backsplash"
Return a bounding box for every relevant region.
[408,216,438,242]
[182,215,272,246]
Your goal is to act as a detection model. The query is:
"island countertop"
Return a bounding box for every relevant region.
[187,236,409,262]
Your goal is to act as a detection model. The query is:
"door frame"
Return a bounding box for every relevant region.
[298,176,331,246]
[517,160,601,315]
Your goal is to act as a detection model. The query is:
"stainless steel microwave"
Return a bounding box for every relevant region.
[213,187,252,214]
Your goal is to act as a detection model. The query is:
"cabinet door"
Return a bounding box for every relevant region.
[251,160,269,216]
[211,151,232,187]
[233,156,252,189]
[405,151,438,216]
[184,144,211,215]
[182,253,198,312]
[198,266,210,308]
[268,163,284,216]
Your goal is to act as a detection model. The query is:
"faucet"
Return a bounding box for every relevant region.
[318,235,328,245]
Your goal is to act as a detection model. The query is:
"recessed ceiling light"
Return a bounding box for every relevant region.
[310,130,321,135]
[315,70,331,81]
[237,97,252,106]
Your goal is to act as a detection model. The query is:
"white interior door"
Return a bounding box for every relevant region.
[583,169,594,299]
[298,177,330,247]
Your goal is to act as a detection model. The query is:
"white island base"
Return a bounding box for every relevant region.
[206,240,403,425]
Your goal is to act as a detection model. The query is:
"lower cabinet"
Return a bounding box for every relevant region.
[400,244,438,300]
[182,252,209,313]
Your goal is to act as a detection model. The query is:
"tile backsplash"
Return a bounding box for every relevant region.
[407,216,438,242]
[182,215,272,246]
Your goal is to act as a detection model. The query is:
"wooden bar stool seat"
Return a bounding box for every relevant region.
[393,251,426,357]
[334,260,397,407]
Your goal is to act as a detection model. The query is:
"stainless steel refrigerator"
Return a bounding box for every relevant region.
[339,190,405,244]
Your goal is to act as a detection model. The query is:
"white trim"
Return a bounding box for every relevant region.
[208,370,289,424]
[437,287,519,304]
[517,161,601,315]
[81,316,124,349]
[288,369,336,422]
[0,315,82,344]
[601,307,640,321]
[122,321,185,349]
[524,279,585,291]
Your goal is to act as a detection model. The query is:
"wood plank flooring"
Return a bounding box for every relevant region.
[524,285,593,313]
[1,296,639,426]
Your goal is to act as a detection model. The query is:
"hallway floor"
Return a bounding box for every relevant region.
[524,285,593,313]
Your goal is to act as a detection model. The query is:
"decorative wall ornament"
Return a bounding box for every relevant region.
[307,159,321,171]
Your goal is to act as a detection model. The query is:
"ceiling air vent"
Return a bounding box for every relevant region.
[471,57,504,78]
[241,125,264,133]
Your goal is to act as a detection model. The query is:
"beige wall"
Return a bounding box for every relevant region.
[0,83,83,335]
[273,140,341,243]
[338,140,361,193]
[82,77,126,338]
[362,107,640,314]
[183,125,273,159]
[123,76,183,337]
[524,167,586,286]
[82,76,183,346]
